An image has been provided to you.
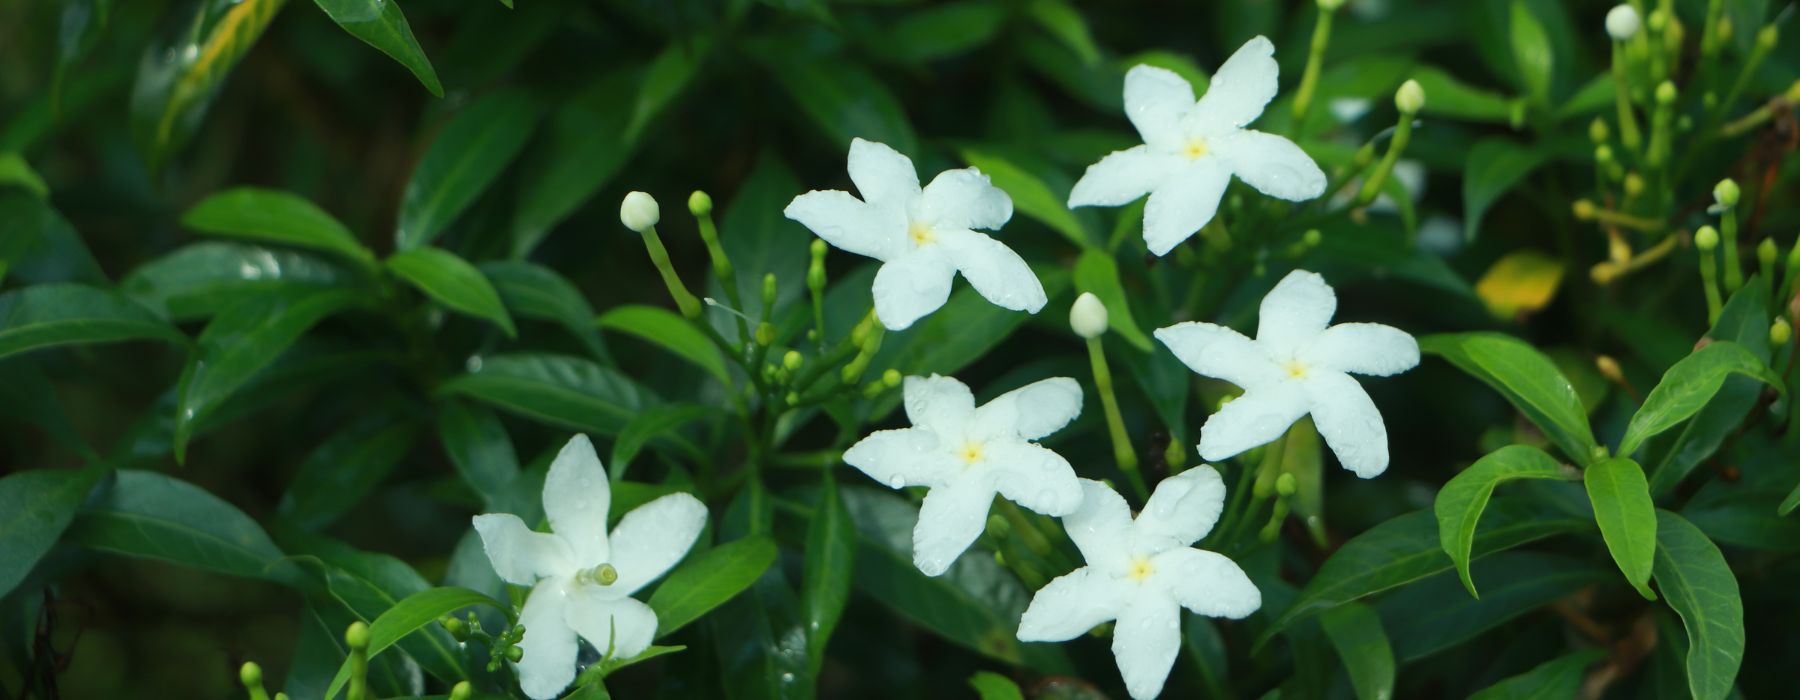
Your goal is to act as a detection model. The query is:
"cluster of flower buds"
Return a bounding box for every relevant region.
[440,610,528,673]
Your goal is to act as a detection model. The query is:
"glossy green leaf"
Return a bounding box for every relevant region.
[885,1,1008,64]
[1072,249,1152,351]
[1653,510,1744,700]
[596,305,727,383]
[65,470,287,580]
[626,40,711,142]
[0,466,106,598]
[1461,139,1547,242]
[1408,65,1514,123]
[280,531,469,687]
[1647,276,1771,496]
[279,418,418,530]
[0,191,106,286]
[1781,484,1800,517]
[764,56,917,155]
[1507,0,1553,105]
[648,534,777,637]
[324,586,506,699]
[437,400,525,514]
[0,283,186,360]
[1378,552,1605,661]
[1467,649,1605,699]
[131,0,285,168]
[438,353,655,436]
[181,188,373,263]
[396,90,540,249]
[958,146,1087,248]
[387,247,516,337]
[801,472,855,674]
[479,260,609,360]
[511,69,636,256]
[609,403,712,481]
[1318,603,1394,700]
[1585,457,1657,599]
[121,242,353,321]
[1620,341,1782,456]
[1434,444,1572,597]
[0,358,92,457]
[311,0,442,97]
[578,644,686,685]
[0,153,48,198]
[968,671,1025,700]
[1420,332,1596,462]
[1027,0,1099,64]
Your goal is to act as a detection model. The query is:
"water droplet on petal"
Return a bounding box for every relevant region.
[888,475,905,489]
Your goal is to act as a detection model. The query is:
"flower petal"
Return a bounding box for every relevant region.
[903,374,976,432]
[472,513,576,586]
[987,442,1084,517]
[1255,269,1336,358]
[1143,162,1230,256]
[938,228,1047,314]
[977,376,1083,441]
[1190,36,1278,135]
[1124,65,1197,151]
[1212,130,1326,202]
[1110,589,1182,700]
[1016,567,1131,642]
[784,190,904,261]
[1064,479,1134,574]
[1303,322,1420,377]
[921,167,1013,231]
[844,428,952,489]
[1153,322,1283,391]
[514,579,579,700]
[1305,372,1391,478]
[566,592,659,661]
[872,251,956,330]
[542,435,610,565]
[608,492,708,595]
[912,478,996,576]
[848,137,921,208]
[1068,145,1184,208]
[1197,382,1310,462]
[1132,465,1227,552]
[1151,547,1261,619]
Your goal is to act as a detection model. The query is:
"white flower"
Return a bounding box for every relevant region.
[1154,270,1418,477]
[843,374,1083,575]
[1017,468,1259,700]
[620,191,660,232]
[1605,4,1640,41]
[473,435,706,700]
[1068,37,1326,257]
[1070,291,1109,339]
[784,138,1048,331]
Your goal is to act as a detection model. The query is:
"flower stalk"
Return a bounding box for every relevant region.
[1291,0,1343,125]
[345,622,371,700]
[623,192,704,319]
[1716,179,1743,293]
[690,190,745,337]
[1696,225,1725,324]
[1354,80,1423,207]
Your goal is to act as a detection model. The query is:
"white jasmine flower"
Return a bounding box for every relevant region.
[1605,5,1640,41]
[784,138,1047,331]
[473,435,706,700]
[1068,37,1326,256]
[1017,468,1259,700]
[843,374,1083,575]
[1154,270,1418,477]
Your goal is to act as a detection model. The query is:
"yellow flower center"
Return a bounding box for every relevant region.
[1183,138,1209,160]
[909,221,936,246]
[1128,556,1156,581]
[1282,359,1310,379]
[959,441,986,465]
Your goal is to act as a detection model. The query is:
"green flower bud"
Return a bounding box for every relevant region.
[1275,473,1298,497]
[1595,145,1614,164]
[1572,199,1598,220]
[1317,0,1345,10]
[1772,318,1792,347]
[1647,9,1668,32]
[1714,178,1740,207]
[1624,173,1645,197]
[1303,229,1322,247]
[1655,81,1677,105]
[762,273,778,308]
[786,391,800,406]
[688,190,713,217]
[1759,25,1779,50]
[240,662,264,688]
[508,645,524,663]
[782,350,803,370]
[986,514,1009,537]
[883,369,901,387]
[1394,79,1425,115]
[1589,117,1610,143]
[1695,225,1720,251]
[756,322,775,346]
[345,621,371,651]
[1758,239,1778,268]
[442,615,467,640]
[449,681,474,700]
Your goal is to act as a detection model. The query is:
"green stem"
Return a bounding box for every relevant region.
[1354,116,1412,207]
[1721,208,1743,293]
[640,225,703,318]
[1087,337,1145,500]
[1700,246,1725,324]
[1612,43,1643,154]
[1291,5,1336,128]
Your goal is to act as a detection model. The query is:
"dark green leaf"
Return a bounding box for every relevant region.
[762,56,917,155]
[1653,510,1744,700]
[1434,444,1572,598]
[65,470,287,580]
[438,353,655,436]
[1508,0,1554,105]
[324,587,506,699]
[1072,249,1152,351]
[1378,552,1605,661]
[0,153,48,198]
[1621,341,1782,456]
[0,191,106,286]
[609,403,712,481]
[872,267,1072,416]
[279,418,418,530]
[130,0,285,168]
[0,466,105,598]
[310,0,442,97]
[0,358,92,457]
[387,247,516,337]
[801,472,855,674]
[437,401,525,514]
[1027,0,1099,64]
[181,188,374,263]
[1467,649,1605,699]
[1318,603,1394,700]
[882,1,1007,63]
[0,283,185,360]
[648,534,777,637]
[280,532,469,687]
[968,671,1026,700]
[1585,457,1657,599]
[396,90,540,249]
[479,261,610,361]
[1409,66,1515,123]
[957,146,1087,248]
[1420,332,1596,462]
[121,242,353,320]
[626,40,711,142]
[511,70,636,257]
[1647,276,1771,496]
[596,305,727,383]
[1462,139,1547,242]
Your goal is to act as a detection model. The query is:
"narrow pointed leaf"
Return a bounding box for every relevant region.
[1620,340,1783,456]
[437,353,656,436]
[387,247,516,337]
[181,188,374,263]
[1434,444,1572,597]
[311,0,443,97]
[801,472,855,674]
[0,466,107,597]
[0,284,186,360]
[131,0,285,167]
[1467,649,1605,699]
[1652,510,1744,700]
[1584,457,1657,599]
[596,305,727,383]
[1420,332,1596,462]
[648,534,778,637]
[64,470,286,580]
[396,91,540,249]
[1318,603,1395,700]
[121,242,353,321]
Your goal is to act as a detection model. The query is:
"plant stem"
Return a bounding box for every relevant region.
[1086,337,1145,500]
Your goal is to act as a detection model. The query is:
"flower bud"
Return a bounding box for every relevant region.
[1772,318,1792,347]
[883,369,901,387]
[762,273,778,308]
[241,662,264,688]
[1759,25,1779,50]
[442,615,467,640]
[1595,354,1625,383]
[345,621,371,650]
[1317,0,1345,10]
[449,682,474,700]
[755,322,775,346]
[1070,292,1109,339]
[1758,238,1778,268]
[1595,145,1614,164]
[687,190,712,217]
[620,191,660,233]
[1647,9,1668,32]
[1275,473,1298,497]
[1713,178,1740,208]
[782,350,803,371]
[1395,79,1425,115]
[1572,199,1597,220]
[1606,4,1640,41]
[1589,117,1610,143]
[1695,225,1720,251]
[1655,81,1677,105]
[1303,229,1322,247]
[508,645,524,662]
[1624,173,1645,197]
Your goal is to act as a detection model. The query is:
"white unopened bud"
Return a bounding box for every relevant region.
[1070,292,1109,339]
[620,191,660,232]
[1606,5,1640,41]
[1394,79,1425,115]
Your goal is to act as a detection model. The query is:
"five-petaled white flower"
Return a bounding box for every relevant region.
[1155,270,1418,477]
[1017,468,1259,700]
[785,138,1048,331]
[473,435,707,700]
[1068,36,1327,256]
[844,374,1083,575]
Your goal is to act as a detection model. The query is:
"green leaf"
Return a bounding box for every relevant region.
[0,153,48,198]
[958,146,1087,248]
[279,417,418,530]
[510,70,636,256]
[121,242,354,321]
[1620,341,1783,456]
[310,0,442,97]
[130,0,285,168]
[763,55,917,155]
[883,1,1008,64]
[65,470,287,580]
[577,644,686,685]
[1653,510,1744,700]
[1027,0,1099,64]
[387,247,516,337]
[0,283,186,361]
[1467,649,1605,699]
[717,154,807,333]
[0,466,105,598]
[1408,66,1515,123]
[1072,249,1152,351]
[1461,138,1547,242]
[801,472,855,674]
[0,358,92,457]
[0,191,107,286]
[438,353,655,436]
[1646,276,1771,496]
[1781,484,1800,517]
[1508,0,1553,105]
[479,261,610,360]
[182,188,373,263]
[1420,332,1596,462]
[1434,444,1572,597]
[1585,457,1658,599]
[626,40,711,142]
[396,90,540,249]
[324,587,506,700]
[174,287,363,461]
[437,400,526,514]
[1317,603,1394,700]
[648,535,778,637]
[279,532,469,687]
[1378,552,1605,661]
[609,403,712,481]
[596,305,728,384]
[968,671,1026,700]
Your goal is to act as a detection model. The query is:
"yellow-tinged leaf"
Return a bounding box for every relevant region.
[1476,250,1563,319]
[136,0,287,168]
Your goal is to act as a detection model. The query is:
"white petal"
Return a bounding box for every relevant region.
[1064,479,1134,574]
[903,374,976,431]
[1153,322,1283,390]
[1212,130,1326,202]
[1151,547,1261,619]
[1143,162,1230,256]
[1303,322,1420,377]
[1124,65,1198,151]
[514,580,578,700]
[921,168,1013,231]
[843,428,952,489]
[912,478,996,576]
[976,376,1083,441]
[848,138,921,208]
[1068,145,1184,208]
[938,228,1047,314]
[1255,270,1337,358]
[784,190,904,261]
[566,591,658,660]
[1197,382,1310,462]
[1016,567,1130,641]
[608,493,708,595]
[872,251,956,330]
[1111,589,1182,700]
[472,513,576,586]
[1132,465,1227,552]
[987,442,1084,517]
[1306,372,1391,478]
[542,435,610,565]
[1191,36,1278,135]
